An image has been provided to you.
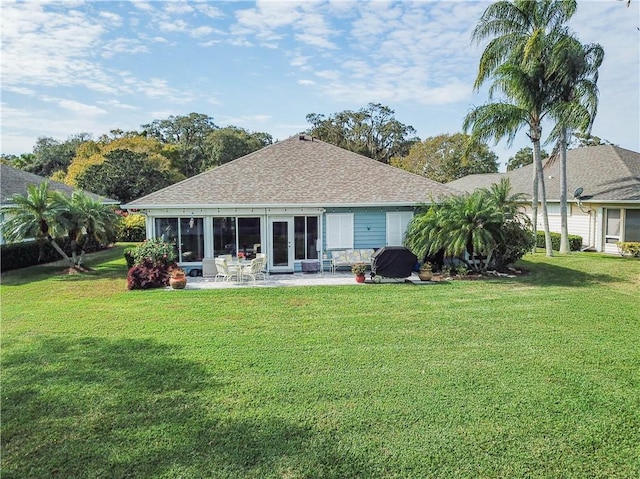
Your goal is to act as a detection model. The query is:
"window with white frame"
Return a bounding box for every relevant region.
[326,213,353,249]
[294,216,319,260]
[155,217,204,262]
[386,211,414,246]
[605,208,621,244]
[546,203,561,215]
[624,209,640,242]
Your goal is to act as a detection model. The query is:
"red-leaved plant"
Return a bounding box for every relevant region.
[126,259,173,290]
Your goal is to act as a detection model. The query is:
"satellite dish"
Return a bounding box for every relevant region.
[573,187,584,199]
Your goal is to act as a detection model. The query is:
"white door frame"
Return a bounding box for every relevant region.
[268,217,295,272]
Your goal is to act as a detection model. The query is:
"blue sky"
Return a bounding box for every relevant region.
[1,0,638,170]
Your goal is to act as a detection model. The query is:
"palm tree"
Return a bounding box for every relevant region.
[62,191,120,267]
[546,36,604,253]
[465,0,579,257]
[480,177,528,221]
[405,191,505,273]
[1,182,75,267]
[464,61,554,256]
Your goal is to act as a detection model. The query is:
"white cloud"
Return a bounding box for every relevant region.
[3,86,36,96]
[136,78,192,104]
[159,19,189,33]
[191,26,214,37]
[96,99,138,111]
[194,2,224,19]
[163,2,194,15]
[40,96,107,116]
[1,3,105,87]
[99,11,122,25]
[131,1,154,12]
[1,0,637,159]
[101,37,149,58]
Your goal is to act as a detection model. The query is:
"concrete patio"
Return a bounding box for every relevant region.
[172,271,431,289]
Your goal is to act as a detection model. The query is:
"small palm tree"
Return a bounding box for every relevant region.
[479,177,527,221]
[405,191,505,273]
[1,182,74,267]
[62,191,119,267]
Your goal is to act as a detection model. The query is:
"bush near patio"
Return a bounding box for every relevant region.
[115,212,146,242]
[1,245,639,478]
[405,178,534,272]
[536,231,583,252]
[125,237,178,289]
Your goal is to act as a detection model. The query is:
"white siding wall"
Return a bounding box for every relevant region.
[527,202,594,249]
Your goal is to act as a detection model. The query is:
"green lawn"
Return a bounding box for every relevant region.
[1,246,639,478]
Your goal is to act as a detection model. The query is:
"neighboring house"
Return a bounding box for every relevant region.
[123,135,459,273]
[448,145,640,254]
[0,164,118,244]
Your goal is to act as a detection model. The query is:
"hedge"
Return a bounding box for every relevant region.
[616,242,640,257]
[536,231,583,252]
[115,213,146,242]
[0,237,106,272]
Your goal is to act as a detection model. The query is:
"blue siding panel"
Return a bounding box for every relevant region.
[323,206,415,251]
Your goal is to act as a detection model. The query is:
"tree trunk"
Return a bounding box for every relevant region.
[71,239,79,266]
[559,127,570,254]
[531,127,553,256]
[531,149,538,253]
[48,236,76,268]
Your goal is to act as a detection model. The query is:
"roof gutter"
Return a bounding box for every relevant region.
[122,200,438,210]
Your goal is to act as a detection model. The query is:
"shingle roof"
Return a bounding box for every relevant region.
[448,145,640,203]
[125,135,460,208]
[0,164,118,206]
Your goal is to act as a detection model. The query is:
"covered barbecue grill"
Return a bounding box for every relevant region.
[371,246,418,280]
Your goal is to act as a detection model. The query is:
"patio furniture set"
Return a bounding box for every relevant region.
[212,254,268,283]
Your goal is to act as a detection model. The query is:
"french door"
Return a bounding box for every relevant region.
[269,217,294,272]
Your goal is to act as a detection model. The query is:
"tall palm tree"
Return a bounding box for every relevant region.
[464,61,554,256]
[466,0,579,257]
[546,37,604,253]
[1,182,75,267]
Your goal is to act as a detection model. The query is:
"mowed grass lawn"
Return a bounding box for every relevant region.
[1,246,639,479]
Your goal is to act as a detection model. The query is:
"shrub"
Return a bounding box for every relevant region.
[130,237,177,267]
[126,259,171,290]
[617,242,640,257]
[491,220,535,270]
[124,247,136,269]
[0,237,105,272]
[116,213,146,242]
[536,231,582,251]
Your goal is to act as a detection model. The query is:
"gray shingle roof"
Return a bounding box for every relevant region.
[125,135,460,208]
[448,145,640,203]
[0,164,118,206]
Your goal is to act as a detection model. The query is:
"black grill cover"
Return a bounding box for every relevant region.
[371,246,418,278]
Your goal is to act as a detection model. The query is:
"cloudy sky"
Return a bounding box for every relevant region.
[1,0,638,170]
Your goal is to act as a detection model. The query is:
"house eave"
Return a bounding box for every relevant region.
[123,200,434,211]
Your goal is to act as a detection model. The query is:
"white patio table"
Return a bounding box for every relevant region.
[226,259,252,282]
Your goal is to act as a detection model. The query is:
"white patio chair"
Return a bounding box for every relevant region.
[240,257,266,283]
[214,257,239,282]
[255,255,268,281]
